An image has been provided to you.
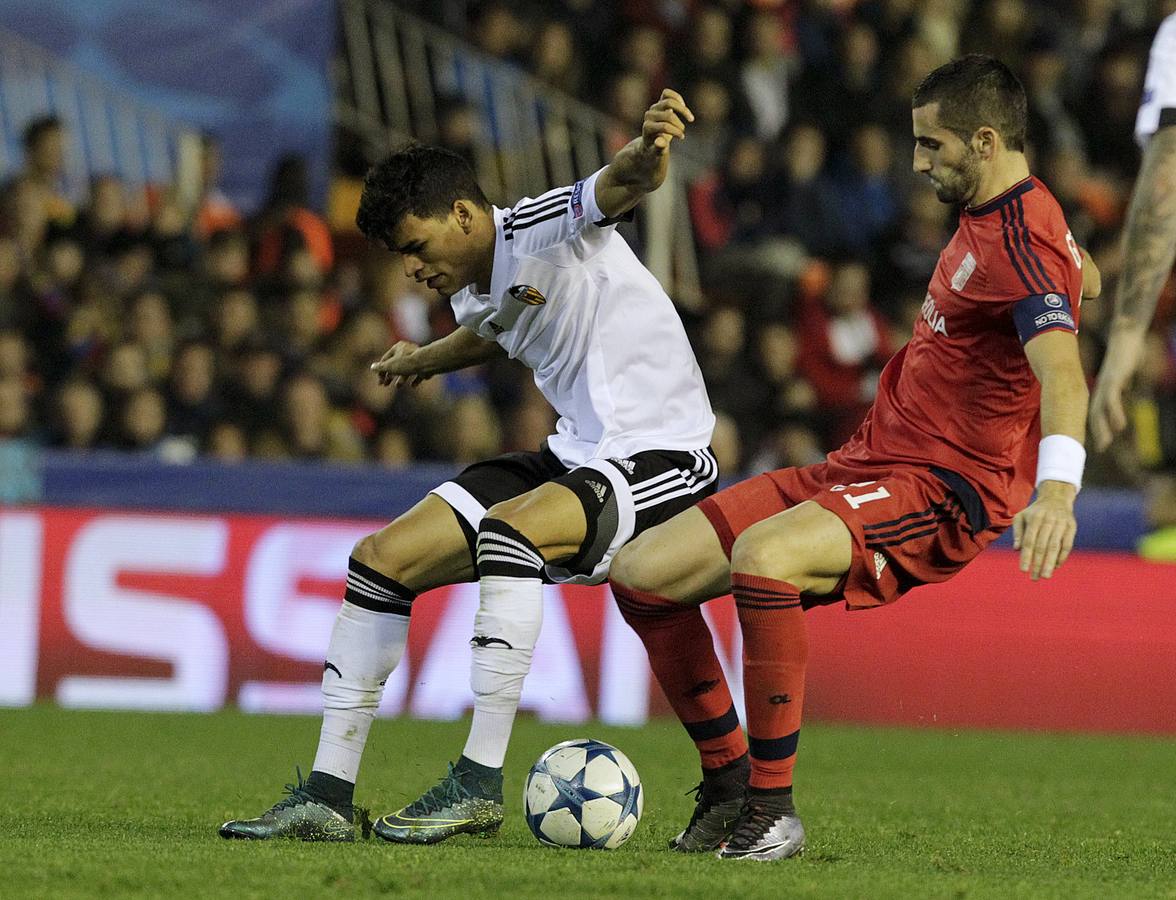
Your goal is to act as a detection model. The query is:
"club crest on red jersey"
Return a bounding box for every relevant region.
[950,252,977,291]
[509,284,546,305]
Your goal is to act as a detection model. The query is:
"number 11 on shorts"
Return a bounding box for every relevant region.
[832,481,892,510]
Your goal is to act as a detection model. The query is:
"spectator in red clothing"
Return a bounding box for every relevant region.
[797,259,893,445]
[689,134,772,252]
[253,154,334,279]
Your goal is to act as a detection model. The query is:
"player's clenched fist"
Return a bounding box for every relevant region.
[1012,481,1078,580]
[642,89,695,154]
[371,341,429,388]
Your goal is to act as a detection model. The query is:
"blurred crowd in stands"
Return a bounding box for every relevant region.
[2,0,1175,490]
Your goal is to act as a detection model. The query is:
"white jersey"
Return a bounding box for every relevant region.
[448,168,715,466]
[1136,13,1176,147]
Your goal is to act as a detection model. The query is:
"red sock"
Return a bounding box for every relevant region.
[731,572,807,791]
[611,581,747,769]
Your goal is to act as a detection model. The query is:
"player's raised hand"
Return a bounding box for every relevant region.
[370,341,430,389]
[642,89,694,155]
[1012,481,1077,580]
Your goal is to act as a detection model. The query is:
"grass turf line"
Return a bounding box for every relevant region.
[1,706,1174,899]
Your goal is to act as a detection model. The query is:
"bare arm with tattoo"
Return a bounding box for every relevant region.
[1090,124,1176,450]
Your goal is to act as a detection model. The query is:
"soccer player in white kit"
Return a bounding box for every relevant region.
[1090,12,1176,449]
[220,90,717,843]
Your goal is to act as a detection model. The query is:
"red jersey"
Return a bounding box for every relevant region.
[831,176,1083,526]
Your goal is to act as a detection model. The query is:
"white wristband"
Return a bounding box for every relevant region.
[1035,434,1086,491]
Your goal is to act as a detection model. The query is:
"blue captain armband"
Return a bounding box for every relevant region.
[1012,292,1076,344]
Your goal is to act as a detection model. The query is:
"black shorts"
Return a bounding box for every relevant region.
[431,445,719,584]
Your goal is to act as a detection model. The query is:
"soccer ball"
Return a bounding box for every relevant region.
[523,738,643,849]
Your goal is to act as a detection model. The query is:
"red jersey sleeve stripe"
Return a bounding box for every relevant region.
[1013,195,1057,292]
[998,204,1038,294]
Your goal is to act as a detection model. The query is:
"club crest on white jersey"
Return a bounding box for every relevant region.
[509,284,547,306]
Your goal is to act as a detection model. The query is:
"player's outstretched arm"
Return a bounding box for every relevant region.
[1014,330,1089,580]
[370,326,505,388]
[1090,125,1176,450]
[594,88,694,220]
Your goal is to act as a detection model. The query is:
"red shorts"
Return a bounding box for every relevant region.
[697,462,1003,609]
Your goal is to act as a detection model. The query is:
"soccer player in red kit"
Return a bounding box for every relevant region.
[608,55,1097,861]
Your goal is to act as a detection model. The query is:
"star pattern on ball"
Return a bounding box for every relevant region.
[525,739,642,849]
[547,762,613,813]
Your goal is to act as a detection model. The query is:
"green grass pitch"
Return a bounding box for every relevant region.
[2,706,1174,899]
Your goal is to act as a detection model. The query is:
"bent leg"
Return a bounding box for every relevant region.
[457,482,587,769]
[610,507,748,776]
[728,501,853,795]
[352,493,477,592]
[610,504,732,602]
[222,492,481,838]
[313,494,474,797]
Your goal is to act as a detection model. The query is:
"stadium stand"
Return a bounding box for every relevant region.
[1,0,1173,518]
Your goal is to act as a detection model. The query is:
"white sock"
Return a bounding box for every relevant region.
[312,600,409,783]
[462,576,544,768]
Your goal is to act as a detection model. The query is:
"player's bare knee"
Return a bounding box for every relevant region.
[484,494,529,524]
[608,538,657,594]
[730,522,798,583]
[482,497,532,538]
[351,532,384,570]
[350,528,419,585]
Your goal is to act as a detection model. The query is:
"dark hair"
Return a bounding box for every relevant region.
[911,54,1027,152]
[265,154,309,211]
[356,144,489,245]
[22,115,62,150]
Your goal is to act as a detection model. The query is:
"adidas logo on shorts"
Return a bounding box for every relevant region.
[610,458,636,475]
[874,551,888,580]
[587,480,607,502]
